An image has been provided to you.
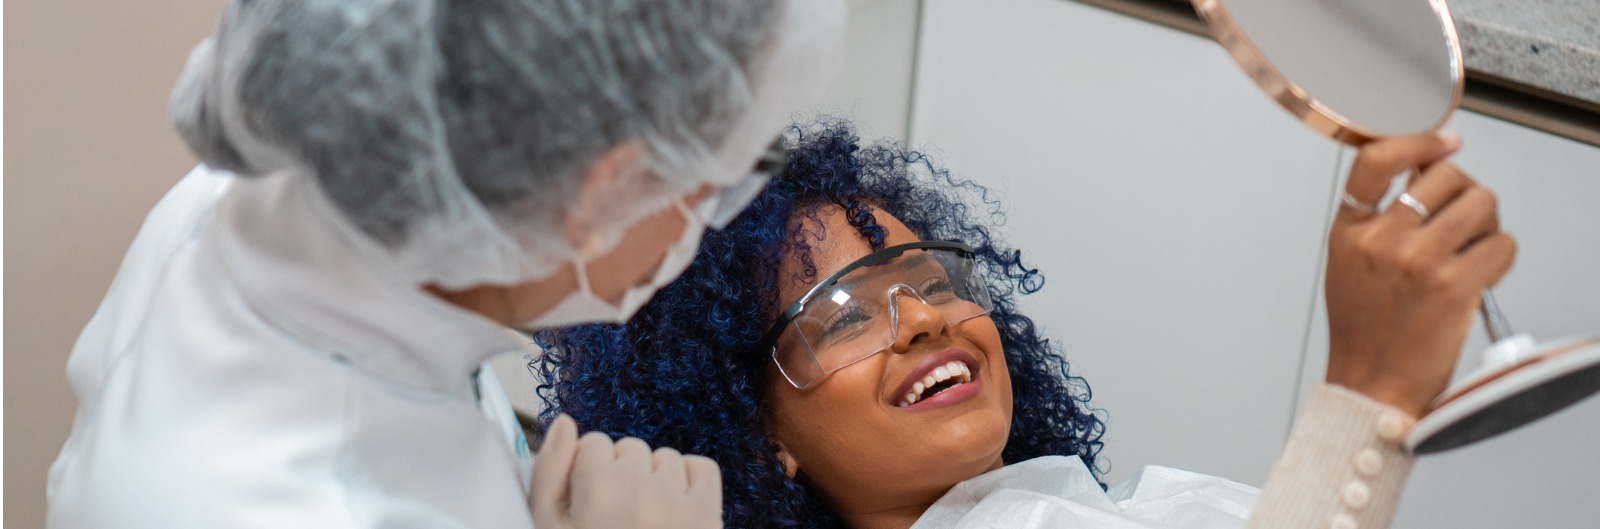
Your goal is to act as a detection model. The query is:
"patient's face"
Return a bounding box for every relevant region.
[764,207,1012,511]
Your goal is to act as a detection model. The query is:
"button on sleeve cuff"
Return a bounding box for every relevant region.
[1246,384,1418,529]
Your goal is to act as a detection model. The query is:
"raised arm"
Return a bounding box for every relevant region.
[1249,131,1515,529]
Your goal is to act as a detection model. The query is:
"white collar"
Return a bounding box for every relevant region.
[209,169,528,392]
[921,456,1113,520]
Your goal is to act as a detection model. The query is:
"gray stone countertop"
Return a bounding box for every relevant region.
[1169,0,1600,106]
[1450,0,1599,105]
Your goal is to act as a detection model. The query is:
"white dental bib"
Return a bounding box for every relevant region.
[913,456,1260,529]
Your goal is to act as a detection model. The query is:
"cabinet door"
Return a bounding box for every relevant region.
[815,0,922,143]
[911,0,1338,485]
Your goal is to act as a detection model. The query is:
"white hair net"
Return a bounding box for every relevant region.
[172,0,844,289]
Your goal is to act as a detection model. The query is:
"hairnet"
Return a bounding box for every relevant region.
[171,0,845,289]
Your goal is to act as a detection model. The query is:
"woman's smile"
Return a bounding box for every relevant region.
[890,348,983,410]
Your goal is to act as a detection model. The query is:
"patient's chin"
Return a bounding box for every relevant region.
[920,406,1012,481]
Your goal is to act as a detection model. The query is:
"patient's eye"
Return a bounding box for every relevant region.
[818,306,874,345]
[919,276,957,302]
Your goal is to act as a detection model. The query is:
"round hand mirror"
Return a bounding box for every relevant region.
[1193,0,1600,454]
[1194,0,1463,144]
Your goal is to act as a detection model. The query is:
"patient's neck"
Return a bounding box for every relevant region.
[835,495,939,529]
[832,456,1005,529]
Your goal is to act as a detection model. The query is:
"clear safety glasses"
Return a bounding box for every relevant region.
[759,241,995,389]
[694,137,787,229]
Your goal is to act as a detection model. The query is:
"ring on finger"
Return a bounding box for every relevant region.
[1340,192,1377,214]
[1396,192,1430,221]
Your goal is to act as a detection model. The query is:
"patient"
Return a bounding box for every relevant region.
[536,120,1509,529]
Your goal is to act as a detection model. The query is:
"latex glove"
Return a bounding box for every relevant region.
[529,414,724,529]
[1324,131,1517,418]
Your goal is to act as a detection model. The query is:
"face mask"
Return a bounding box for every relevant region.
[521,199,706,328]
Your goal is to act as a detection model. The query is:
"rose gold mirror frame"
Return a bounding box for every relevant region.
[1190,0,1467,146]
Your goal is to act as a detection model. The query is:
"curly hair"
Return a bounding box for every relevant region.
[534,118,1105,529]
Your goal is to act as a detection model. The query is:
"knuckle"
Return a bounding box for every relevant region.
[1350,156,1392,181]
[1479,187,1499,210]
[1425,265,1463,293]
[576,432,614,452]
[1360,141,1400,164]
[1394,245,1429,275]
[684,455,721,471]
[686,456,723,488]
[1450,163,1477,185]
[1427,265,1472,298]
[615,436,651,453]
[1348,229,1385,261]
[1436,161,1466,182]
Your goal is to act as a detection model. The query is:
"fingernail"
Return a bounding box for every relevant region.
[1437,129,1462,150]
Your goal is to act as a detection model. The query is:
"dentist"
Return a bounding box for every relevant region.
[45,0,843,527]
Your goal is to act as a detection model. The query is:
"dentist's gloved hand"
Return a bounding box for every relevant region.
[530,414,724,529]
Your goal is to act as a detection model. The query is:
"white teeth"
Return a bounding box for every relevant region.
[897,360,975,407]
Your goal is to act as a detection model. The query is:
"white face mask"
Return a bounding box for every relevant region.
[522,199,706,328]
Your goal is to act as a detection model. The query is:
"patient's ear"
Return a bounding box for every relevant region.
[769,438,800,479]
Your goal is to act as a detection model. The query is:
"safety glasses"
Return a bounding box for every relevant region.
[758,241,995,390]
[693,137,786,229]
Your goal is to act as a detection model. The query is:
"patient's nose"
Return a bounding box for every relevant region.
[888,286,948,354]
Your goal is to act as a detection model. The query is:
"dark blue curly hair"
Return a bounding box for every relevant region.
[534,119,1105,529]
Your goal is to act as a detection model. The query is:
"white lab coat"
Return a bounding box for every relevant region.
[47,166,537,528]
[913,456,1260,529]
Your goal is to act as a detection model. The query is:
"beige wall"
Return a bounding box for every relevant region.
[5,1,226,527]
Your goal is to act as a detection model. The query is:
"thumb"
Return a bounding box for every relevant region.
[1345,130,1462,206]
[528,414,580,528]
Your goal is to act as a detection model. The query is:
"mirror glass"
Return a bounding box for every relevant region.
[1211,0,1462,140]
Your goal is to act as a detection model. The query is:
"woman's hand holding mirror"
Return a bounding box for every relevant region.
[1324,132,1517,418]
